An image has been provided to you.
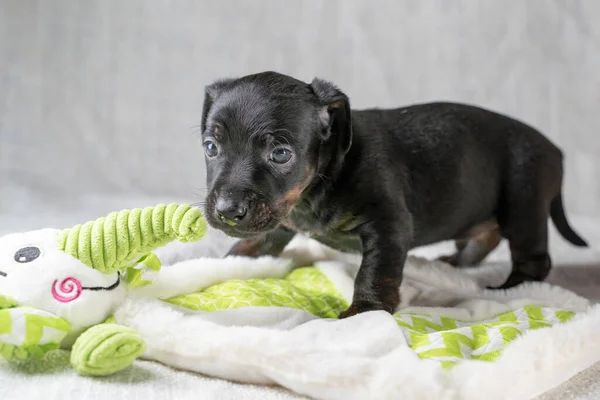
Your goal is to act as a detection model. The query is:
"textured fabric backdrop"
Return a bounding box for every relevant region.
[1,0,599,217]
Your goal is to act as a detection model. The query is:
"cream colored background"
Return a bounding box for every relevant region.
[1,0,598,219]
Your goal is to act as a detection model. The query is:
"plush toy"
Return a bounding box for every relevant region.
[0,202,349,377]
[0,202,582,382]
[0,203,207,375]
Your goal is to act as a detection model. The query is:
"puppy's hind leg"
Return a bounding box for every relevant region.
[488,200,551,290]
[438,226,502,267]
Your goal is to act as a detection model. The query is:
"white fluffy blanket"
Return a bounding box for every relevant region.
[108,235,597,400]
[1,227,600,400]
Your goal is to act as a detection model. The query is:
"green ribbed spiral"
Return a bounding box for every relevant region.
[71,323,145,376]
[57,203,207,274]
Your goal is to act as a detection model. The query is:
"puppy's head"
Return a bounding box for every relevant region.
[200,71,352,238]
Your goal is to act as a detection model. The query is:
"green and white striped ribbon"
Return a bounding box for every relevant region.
[0,307,71,360]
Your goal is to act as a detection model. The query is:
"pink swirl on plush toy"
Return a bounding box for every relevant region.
[52,277,82,302]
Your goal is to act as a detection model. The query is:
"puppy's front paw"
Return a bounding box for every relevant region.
[338,301,392,319]
[338,305,359,319]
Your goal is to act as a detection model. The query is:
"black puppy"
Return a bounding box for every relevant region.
[200,71,587,318]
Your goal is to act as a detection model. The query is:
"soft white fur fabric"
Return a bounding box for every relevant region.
[108,235,597,400]
[2,217,600,400]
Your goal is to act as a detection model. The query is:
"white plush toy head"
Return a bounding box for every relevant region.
[0,204,207,332]
[0,229,126,329]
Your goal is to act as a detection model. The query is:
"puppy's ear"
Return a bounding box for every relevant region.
[310,78,353,156]
[201,78,236,132]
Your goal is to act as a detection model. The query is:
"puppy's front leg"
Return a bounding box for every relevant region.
[339,216,412,319]
[225,226,296,258]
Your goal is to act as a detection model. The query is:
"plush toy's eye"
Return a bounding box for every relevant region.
[14,247,41,263]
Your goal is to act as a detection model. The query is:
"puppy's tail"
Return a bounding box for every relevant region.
[550,192,588,247]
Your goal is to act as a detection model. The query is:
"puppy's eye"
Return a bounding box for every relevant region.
[269,148,293,164]
[204,141,219,158]
[14,247,41,263]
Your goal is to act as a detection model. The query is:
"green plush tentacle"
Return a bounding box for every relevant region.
[57,203,207,274]
[71,324,145,376]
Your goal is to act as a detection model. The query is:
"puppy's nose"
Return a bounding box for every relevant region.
[215,197,247,224]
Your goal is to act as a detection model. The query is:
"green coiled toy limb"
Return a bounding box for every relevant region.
[57,203,207,274]
[71,324,145,376]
